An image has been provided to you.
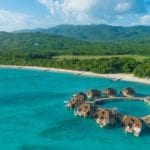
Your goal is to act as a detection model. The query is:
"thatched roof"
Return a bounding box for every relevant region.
[87,89,101,99]
[144,97,150,105]
[73,92,87,101]
[103,88,117,97]
[76,102,97,117]
[121,115,142,130]
[67,92,87,109]
[68,98,85,109]
[121,88,136,96]
[95,109,117,119]
[142,115,150,127]
[94,109,117,127]
[121,115,142,136]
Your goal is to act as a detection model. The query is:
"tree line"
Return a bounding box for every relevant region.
[0,51,149,78]
[0,32,150,56]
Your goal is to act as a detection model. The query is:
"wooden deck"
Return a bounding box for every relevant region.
[92,96,150,128]
[68,94,150,129]
[94,96,150,104]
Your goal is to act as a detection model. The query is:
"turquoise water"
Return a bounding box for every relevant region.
[0,68,150,150]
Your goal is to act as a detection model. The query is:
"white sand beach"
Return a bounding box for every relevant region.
[0,65,150,84]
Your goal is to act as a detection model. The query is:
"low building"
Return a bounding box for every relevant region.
[66,92,87,109]
[103,88,117,97]
[75,102,97,117]
[121,115,142,137]
[142,115,150,128]
[87,89,101,100]
[121,88,136,97]
[144,97,150,105]
[94,109,117,128]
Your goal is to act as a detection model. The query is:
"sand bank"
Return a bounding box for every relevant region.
[0,65,150,84]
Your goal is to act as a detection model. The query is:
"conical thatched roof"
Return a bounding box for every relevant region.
[94,109,117,127]
[76,102,97,117]
[121,115,142,136]
[103,88,117,97]
[142,115,150,127]
[67,92,87,109]
[87,89,101,99]
[121,87,136,97]
[144,97,150,105]
[74,92,87,100]
[67,98,85,109]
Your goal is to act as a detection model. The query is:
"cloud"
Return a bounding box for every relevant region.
[0,9,51,31]
[38,0,147,25]
[139,15,150,25]
[0,0,149,31]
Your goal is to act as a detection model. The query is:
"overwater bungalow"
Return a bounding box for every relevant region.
[142,115,150,128]
[103,88,117,97]
[121,115,142,137]
[94,109,117,128]
[66,92,87,109]
[74,92,87,100]
[75,102,97,117]
[87,89,101,100]
[144,97,150,105]
[121,88,136,97]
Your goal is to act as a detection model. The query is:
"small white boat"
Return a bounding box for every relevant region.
[113,78,121,81]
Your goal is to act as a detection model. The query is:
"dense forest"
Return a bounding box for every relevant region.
[0,32,150,56]
[17,24,150,42]
[0,24,150,78]
[0,50,149,78]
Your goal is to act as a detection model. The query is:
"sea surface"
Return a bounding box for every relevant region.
[0,68,150,150]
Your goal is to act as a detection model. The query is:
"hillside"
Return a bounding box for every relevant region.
[0,32,150,56]
[0,32,83,51]
[16,24,150,42]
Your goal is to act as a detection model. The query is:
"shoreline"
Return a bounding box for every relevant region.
[0,65,150,85]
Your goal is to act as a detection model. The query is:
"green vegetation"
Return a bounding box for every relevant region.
[0,32,150,56]
[54,55,148,61]
[0,50,149,78]
[134,59,150,78]
[22,24,150,42]
[0,25,150,78]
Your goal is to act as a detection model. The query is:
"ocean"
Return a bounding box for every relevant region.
[0,68,150,150]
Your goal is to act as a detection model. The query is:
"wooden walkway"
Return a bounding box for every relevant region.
[92,96,150,128]
[93,96,150,104]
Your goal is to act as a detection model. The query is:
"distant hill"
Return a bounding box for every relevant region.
[15,24,150,42]
[0,31,150,55]
[0,32,83,51]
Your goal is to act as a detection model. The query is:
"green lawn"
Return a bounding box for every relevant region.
[54,55,149,61]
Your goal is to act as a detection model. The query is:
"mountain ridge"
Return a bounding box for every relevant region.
[14,24,150,42]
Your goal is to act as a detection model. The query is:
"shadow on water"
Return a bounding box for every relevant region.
[19,145,51,150]
[19,144,76,150]
[39,118,89,141]
[141,127,150,137]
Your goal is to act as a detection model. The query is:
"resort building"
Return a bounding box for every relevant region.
[121,88,136,97]
[103,88,117,97]
[66,92,87,109]
[121,115,142,136]
[87,89,101,100]
[75,102,97,117]
[94,109,117,128]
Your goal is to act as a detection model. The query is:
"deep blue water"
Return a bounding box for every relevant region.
[0,68,150,150]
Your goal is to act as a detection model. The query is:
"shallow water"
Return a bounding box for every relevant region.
[0,68,150,150]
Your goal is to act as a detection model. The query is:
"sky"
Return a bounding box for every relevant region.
[0,0,150,31]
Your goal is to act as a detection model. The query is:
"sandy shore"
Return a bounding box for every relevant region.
[0,65,150,84]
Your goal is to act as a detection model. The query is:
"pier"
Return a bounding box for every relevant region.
[93,96,150,104]
[66,88,150,136]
